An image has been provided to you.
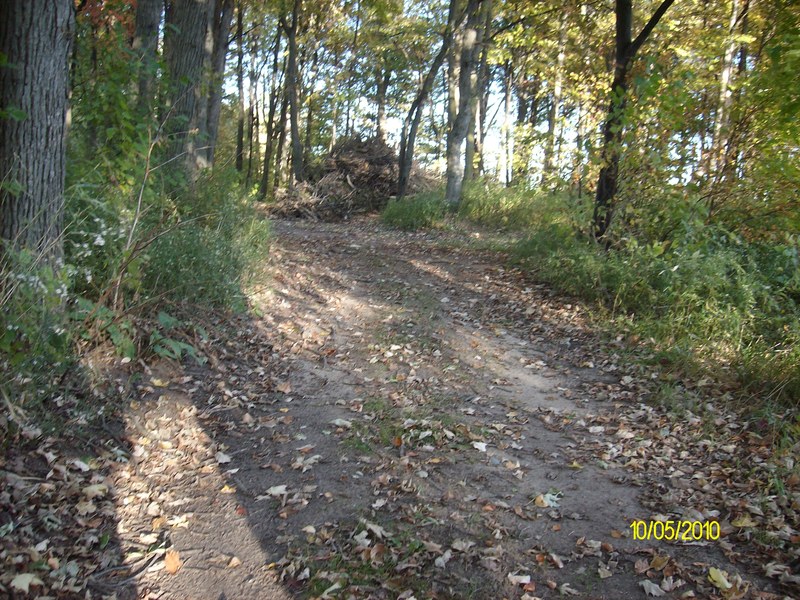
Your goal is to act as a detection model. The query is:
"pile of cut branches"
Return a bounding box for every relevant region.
[267,137,436,221]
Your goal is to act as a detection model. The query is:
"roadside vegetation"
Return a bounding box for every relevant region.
[383,183,800,418]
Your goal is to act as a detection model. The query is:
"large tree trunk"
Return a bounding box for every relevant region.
[592,0,675,240]
[0,0,74,260]
[133,0,162,117]
[164,0,213,184]
[445,0,483,207]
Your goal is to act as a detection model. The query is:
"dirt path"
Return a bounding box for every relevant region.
[113,218,792,600]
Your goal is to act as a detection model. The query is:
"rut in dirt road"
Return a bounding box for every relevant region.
[118,219,787,600]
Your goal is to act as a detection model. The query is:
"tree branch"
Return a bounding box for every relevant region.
[626,0,676,61]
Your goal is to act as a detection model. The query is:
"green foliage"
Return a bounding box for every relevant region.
[458,179,582,231]
[511,207,800,404]
[141,170,271,309]
[381,190,448,230]
[0,250,72,378]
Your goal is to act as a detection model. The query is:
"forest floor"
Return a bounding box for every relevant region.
[3,218,798,600]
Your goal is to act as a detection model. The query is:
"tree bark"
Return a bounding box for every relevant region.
[592,0,675,240]
[206,0,234,165]
[0,0,74,260]
[281,0,304,186]
[445,0,483,207]
[164,0,213,184]
[235,3,245,172]
[133,0,162,117]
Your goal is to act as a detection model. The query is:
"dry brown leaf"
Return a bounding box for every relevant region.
[165,549,182,575]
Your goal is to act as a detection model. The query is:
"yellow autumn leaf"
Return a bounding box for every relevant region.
[731,515,757,528]
[220,484,236,494]
[708,567,732,590]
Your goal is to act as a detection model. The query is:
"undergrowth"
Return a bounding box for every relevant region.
[1,167,270,435]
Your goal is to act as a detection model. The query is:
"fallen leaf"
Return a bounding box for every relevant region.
[215,451,232,464]
[10,573,44,593]
[640,580,666,596]
[708,567,732,591]
[228,556,242,568]
[266,485,288,497]
[472,441,487,452]
[276,381,292,394]
[508,573,531,585]
[165,549,182,575]
[559,583,580,596]
[731,515,757,528]
[82,483,108,499]
[435,549,452,568]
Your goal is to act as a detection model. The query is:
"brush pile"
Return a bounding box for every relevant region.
[268,137,435,221]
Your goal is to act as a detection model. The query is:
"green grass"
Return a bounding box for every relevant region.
[381,190,448,230]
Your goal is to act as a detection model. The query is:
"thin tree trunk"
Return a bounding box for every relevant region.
[345,0,361,138]
[273,91,289,193]
[259,29,283,199]
[281,0,304,185]
[709,0,740,186]
[503,61,512,186]
[398,0,464,198]
[543,9,567,186]
[465,0,492,181]
[206,0,234,166]
[235,3,245,172]
[303,49,319,167]
[0,0,74,260]
[375,67,391,142]
[592,0,675,239]
[133,0,162,117]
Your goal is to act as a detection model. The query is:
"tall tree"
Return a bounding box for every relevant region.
[281,0,305,185]
[592,0,676,240]
[445,0,484,207]
[0,0,74,259]
[133,0,163,117]
[398,0,464,198]
[163,0,232,184]
[206,0,235,165]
